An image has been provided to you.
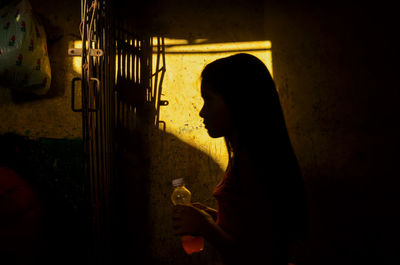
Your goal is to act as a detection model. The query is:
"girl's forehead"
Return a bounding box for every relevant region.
[201,81,217,93]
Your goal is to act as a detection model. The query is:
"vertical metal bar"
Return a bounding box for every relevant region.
[153,37,160,106]
[93,7,104,259]
[116,19,121,131]
[136,40,140,86]
[156,37,166,127]
[79,2,167,262]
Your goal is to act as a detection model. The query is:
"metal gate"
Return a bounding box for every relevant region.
[69,0,166,263]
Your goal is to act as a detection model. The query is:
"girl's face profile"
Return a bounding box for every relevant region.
[199,82,232,138]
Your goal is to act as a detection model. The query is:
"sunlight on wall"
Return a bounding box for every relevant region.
[72,40,96,73]
[72,40,82,73]
[71,39,273,170]
[157,39,273,170]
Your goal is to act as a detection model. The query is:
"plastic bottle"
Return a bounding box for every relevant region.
[171,178,204,255]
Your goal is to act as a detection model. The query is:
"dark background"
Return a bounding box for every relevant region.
[1,0,399,264]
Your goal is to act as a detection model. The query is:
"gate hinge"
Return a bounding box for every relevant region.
[68,48,103,57]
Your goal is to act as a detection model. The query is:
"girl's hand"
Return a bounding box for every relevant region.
[192,202,217,221]
[172,204,215,236]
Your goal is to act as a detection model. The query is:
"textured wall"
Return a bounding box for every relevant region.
[0,0,81,139]
[0,2,88,264]
[134,1,400,264]
[263,3,399,265]
[132,1,268,264]
[1,1,398,264]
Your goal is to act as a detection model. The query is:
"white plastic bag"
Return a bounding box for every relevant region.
[0,0,51,95]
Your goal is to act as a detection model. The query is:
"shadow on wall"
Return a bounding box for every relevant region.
[101,126,224,265]
[304,140,400,265]
[0,128,224,265]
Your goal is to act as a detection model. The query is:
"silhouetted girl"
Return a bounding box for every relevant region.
[173,53,308,265]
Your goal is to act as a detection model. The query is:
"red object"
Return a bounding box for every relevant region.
[181,235,204,255]
[0,167,44,263]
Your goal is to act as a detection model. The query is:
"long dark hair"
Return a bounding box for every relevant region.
[201,53,308,242]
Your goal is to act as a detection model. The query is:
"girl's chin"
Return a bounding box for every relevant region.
[206,129,223,139]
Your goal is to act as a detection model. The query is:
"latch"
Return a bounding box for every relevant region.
[68,48,103,57]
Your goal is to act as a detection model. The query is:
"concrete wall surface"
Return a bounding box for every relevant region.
[1,0,399,264]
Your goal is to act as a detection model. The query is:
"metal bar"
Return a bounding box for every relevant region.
[78,2,167,262]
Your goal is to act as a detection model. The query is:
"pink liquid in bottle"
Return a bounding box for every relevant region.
[181,235,204,255]
[172,178,204,254]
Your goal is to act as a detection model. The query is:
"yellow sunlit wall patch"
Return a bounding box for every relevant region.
[157,39,273,170]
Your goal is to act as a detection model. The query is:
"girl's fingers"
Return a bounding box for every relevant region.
[173,205,187,210]
[172,205,184,216]
[192,202,206,210]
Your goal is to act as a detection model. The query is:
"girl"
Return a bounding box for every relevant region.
[172,53,308,265]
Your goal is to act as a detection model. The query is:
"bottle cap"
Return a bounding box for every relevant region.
[172,178,184,187]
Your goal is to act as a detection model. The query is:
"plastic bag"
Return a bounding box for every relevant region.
[0,0,51,95]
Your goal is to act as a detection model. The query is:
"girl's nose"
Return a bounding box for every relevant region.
[199,105,205,118]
